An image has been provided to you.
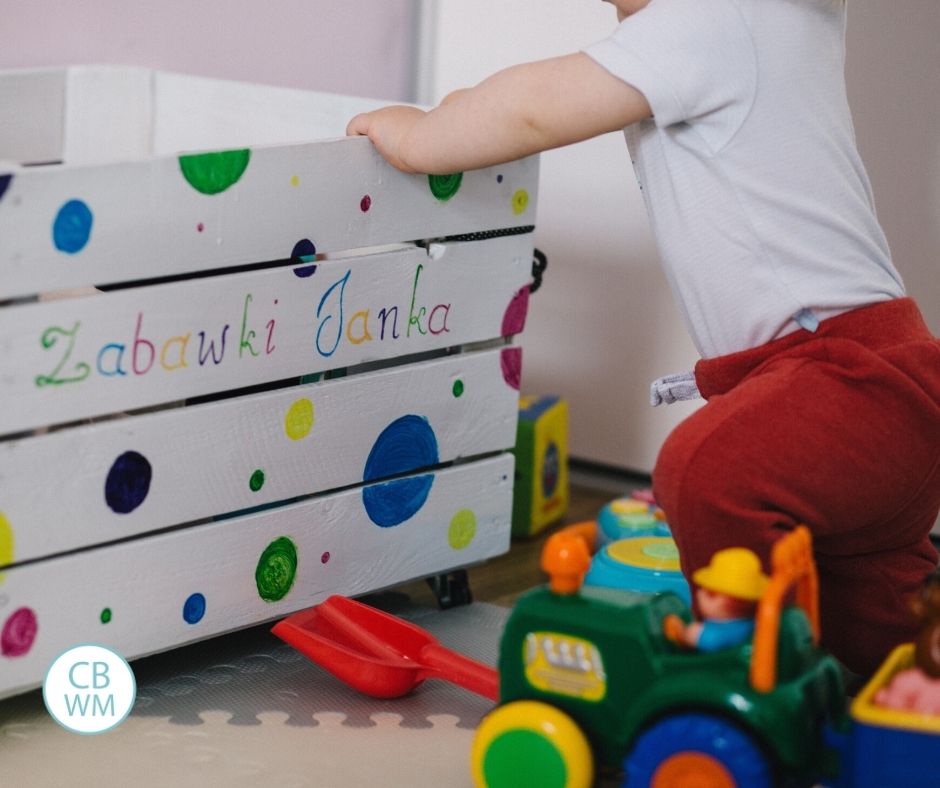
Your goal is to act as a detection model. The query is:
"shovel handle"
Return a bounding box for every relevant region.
[420,642,499,701]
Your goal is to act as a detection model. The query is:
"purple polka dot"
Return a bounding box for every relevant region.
[496,174,504,184]
[360,195,372,212]
[501,286,530,337]
[1,607,38,658]
[321,551,331,564]
[0,174,12,202]
[500,347,522,390]
[291,239,318,277]
[197,222,205,232]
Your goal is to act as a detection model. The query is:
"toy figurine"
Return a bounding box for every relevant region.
[662,547,768,652]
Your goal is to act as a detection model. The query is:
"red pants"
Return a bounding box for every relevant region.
[653,298,940,675]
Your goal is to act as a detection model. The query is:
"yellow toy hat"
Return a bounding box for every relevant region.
[693,547,768,601]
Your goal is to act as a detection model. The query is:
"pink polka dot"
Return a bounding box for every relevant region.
[1,607,37,658]
[500,347,522,390]
[501,286,530,337]
[321,551,331,564]
[360,195,372,212]
[197,223,205,232]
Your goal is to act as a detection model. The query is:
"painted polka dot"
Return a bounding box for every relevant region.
[496,174,504,184]
[284,398,315,440]
[100,607,112,624]
[197,222,205,232]
[0,173,12,202]
[502,287,530,337]
[321,551,331,564]
[362,415,439,527]
[104,451,153,514]
[53,199,94,253]
[448,509,477,550]
[511,189,530,215]
[249,469,266,492]
[1,607,37,658]
[428,172,463,202]
[255,537,298,602]
[452,379,464,398]
[500,347,522,390]
[360,194,372,212]
[179,149,251,195]
[290,175,300,187]
[183,592,206,624]
[291,239,318,277]
[0,512,13,584]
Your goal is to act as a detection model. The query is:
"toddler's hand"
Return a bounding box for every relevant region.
[346,106,427,173]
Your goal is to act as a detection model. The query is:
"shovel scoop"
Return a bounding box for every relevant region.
[272,595,499,701]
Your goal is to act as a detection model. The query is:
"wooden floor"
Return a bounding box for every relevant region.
[399,475,646,608]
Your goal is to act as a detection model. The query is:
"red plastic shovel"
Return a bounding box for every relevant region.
[271,595,499,701]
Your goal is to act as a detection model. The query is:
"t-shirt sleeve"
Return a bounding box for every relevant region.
[583,0,756,142]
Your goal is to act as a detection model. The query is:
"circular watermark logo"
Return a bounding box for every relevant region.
[43,644,136,734]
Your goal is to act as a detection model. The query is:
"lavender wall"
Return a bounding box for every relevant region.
[1,0,417,101]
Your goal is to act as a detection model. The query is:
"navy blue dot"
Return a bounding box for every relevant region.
[362,415,439,527]
[53,199,94,253]
[291,239,318,277]
[104,451,152,514]
[0,174,11,202]
[183,592,206,624]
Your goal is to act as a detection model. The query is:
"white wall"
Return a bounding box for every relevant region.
[0,0,417,101]
[423,0,940,473]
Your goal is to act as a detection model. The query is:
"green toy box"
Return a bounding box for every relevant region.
[511,395,569,537]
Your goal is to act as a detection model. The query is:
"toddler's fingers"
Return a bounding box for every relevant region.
[346,113,370,136]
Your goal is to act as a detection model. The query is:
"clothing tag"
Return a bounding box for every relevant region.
[793,308,820,332]
[650,371,701,407]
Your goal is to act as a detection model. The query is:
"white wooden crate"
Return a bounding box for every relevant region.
[0,66,539,697]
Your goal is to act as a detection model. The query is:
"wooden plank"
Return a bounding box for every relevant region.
[0,346,521,565]
[63,66,154,165]
[0,68,66,166]
[0,454,514,699]
[0,234,533,433]
[0,135,538,299]
[152,70,393,153]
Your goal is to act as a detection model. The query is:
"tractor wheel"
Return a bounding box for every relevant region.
[623,712,773,788]
[471,700,593,788]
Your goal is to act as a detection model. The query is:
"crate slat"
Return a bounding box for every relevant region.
[0,454,513,698]
[0,346,520,565]
[0,136,537,298]
[0,234,532,433]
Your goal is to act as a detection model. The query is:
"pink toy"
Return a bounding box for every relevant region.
[874,666,940,715]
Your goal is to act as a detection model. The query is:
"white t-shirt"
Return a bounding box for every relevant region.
[584,0,904,359]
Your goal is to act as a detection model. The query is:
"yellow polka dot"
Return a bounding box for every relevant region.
[511,189,529,215]
[284,398,315,440]
[448,509,477,550]
[290,175,300,187]
[0,512,13,586]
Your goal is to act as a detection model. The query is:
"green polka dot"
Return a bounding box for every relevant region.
[452,379,464,398]
[255,536,298,602]
[448,509,477,550]
[428,172,463,201]
[249,469,266,492]
[641,540,680,561]
[179,149,251,195]
[285,398,315,440]
[100,608,112,624]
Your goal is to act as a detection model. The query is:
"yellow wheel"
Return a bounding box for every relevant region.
[471,700,593,788]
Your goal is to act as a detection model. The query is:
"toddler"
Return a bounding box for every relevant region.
[347,0,940,675]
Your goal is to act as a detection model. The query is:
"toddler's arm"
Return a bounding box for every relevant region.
[347,53,651,174]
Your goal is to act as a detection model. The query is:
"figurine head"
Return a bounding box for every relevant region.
[692,547,768,620]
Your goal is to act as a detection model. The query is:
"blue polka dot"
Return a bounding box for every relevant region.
[362,415,439,527]
[183,593,206,624]
[104,451,152,514]
[53,199,94,253]
[0,174,11,202]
